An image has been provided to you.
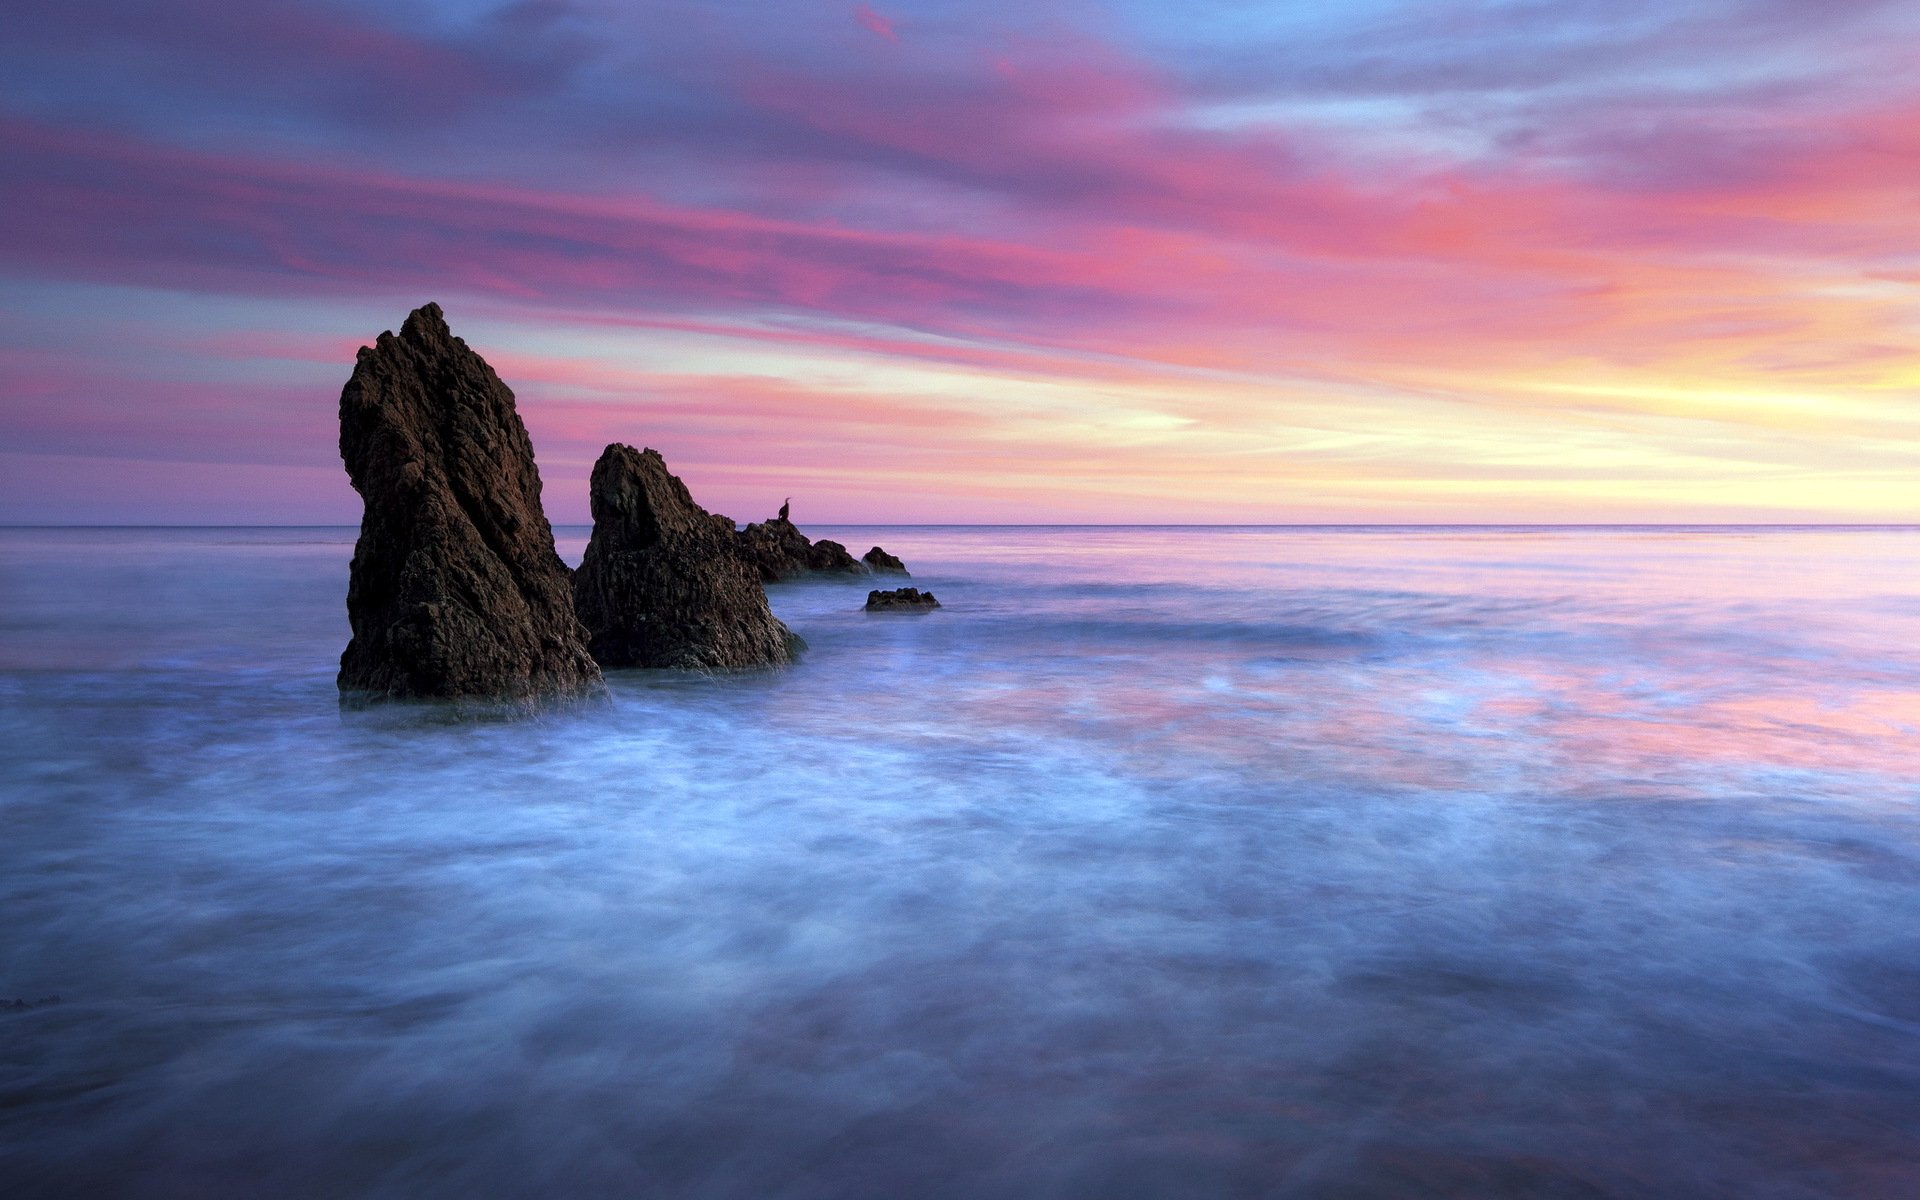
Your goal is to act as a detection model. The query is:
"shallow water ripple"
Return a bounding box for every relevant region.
[2,526,1918,1198]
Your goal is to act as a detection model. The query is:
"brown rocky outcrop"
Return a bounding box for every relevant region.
[865,587,941,612]
[862,546,908,574]
[337,303,603,705]
[737,514,867,581]
[808,538,864,573]
[573,445,800,669]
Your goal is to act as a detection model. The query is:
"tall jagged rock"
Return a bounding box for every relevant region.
[573,444,801,670]
[737,514,867,581]
[338,303,603,705]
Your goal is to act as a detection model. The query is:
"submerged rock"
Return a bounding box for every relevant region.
[866,587,940,612]
[337,303,603,705]
[573,445,801,670]
[737,514,867,581]
[862,546,908,575]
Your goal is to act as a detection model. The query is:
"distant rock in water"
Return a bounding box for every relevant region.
[862,546,908,575]
[737,513,868,581]
[337,303,603,706]
[866,587,940,612]
[573,444,801,670]
[808,538,864,574]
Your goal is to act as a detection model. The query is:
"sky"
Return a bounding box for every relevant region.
[3,0,1919,524]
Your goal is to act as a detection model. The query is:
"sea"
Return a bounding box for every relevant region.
[2,524,1917,1198]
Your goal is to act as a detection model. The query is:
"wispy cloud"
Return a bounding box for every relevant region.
[2,0,1917,521]
[853,5,898,43]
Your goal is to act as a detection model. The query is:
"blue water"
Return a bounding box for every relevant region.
[2,525,1918,1198]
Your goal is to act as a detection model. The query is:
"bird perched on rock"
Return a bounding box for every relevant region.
[779,497,791,521]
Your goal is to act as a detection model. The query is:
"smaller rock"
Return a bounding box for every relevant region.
[862,546,908,574]
[866,587,940,612]
[808,538,865,574]
[738,511,871,580]
[572,444,800,670]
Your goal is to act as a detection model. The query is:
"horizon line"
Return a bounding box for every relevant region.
[7,522,1920,531]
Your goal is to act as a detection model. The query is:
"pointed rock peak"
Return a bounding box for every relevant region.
[338,306,602,706]
[398,302,451,345]
[575,444,800,670]
[589,443,714,545]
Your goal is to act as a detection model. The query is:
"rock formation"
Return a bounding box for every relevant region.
[573,444,801,670]
[337,303,603,705]
[866,587,941,612]
[862,546,908,574]
[736,514,867,581]
[808,538,865,574]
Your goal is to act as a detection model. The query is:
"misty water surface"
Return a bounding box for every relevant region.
[2,525,1918,1198]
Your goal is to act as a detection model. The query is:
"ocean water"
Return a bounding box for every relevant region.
[2,524,1918,1198]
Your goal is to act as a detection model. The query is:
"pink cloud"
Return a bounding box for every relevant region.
[852,5,898,43]
[7,10,1920,523]
[9,75,1919,405]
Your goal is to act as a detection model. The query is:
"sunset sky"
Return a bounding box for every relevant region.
[4,0,1919,524]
